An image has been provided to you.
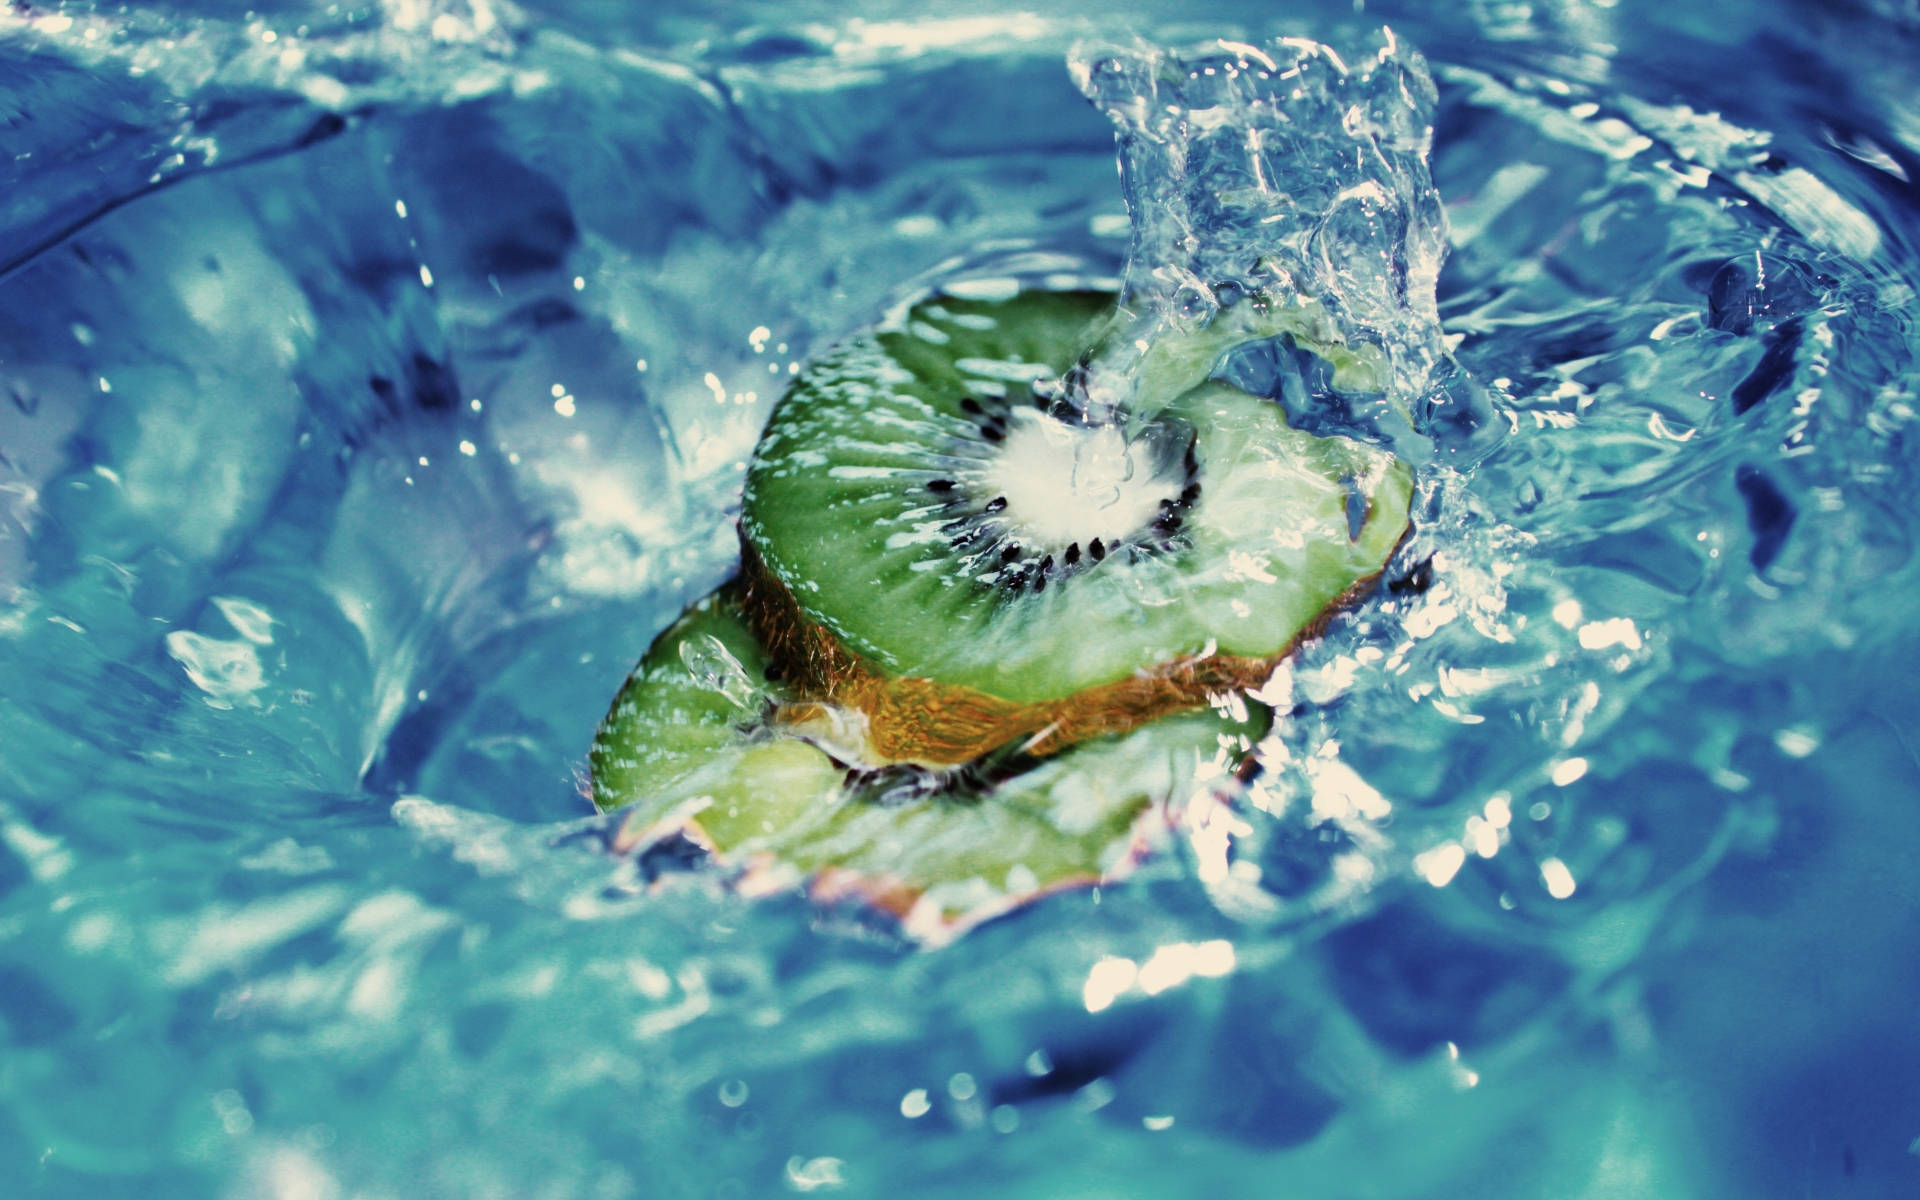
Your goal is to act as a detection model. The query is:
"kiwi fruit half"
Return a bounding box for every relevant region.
[590,585,1266,939]
[741,288,1412,763]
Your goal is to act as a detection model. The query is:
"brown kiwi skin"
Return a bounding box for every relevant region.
[737,529,1405,767]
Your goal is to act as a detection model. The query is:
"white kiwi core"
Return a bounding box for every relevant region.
[980,410,1184,553]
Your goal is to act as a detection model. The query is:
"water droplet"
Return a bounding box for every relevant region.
[1705,253,1817,335]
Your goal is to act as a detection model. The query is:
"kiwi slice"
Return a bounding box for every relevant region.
[588,586,788,820]
[590,586,1266,939]
[741,289,1412,763]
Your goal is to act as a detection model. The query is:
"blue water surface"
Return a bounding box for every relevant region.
[2,1,1919,1196]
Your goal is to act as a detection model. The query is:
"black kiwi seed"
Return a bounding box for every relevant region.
[960,397,984,416]
[1038,554,1054,575]
[1001,544,1021,562]
[1089,538,1106,561]
[944,518,987,548]
[1064,543,1081,565]
[927,478,957,494]
[1181,483,1201,504]
[984,496,1007,514]
[981,424,1005,443]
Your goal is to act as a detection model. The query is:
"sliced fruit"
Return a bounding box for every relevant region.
[590,586,1266,942]
[741,288,1412,761]
[588,585,773,811]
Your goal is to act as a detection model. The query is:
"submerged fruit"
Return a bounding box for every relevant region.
[741,289,1412,762]
[591,586,1266,942]
[591,285,1416,937]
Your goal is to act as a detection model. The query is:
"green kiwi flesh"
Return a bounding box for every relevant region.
[742,289,1413,706]
[589,586,1266,935]
[588,586,781,819]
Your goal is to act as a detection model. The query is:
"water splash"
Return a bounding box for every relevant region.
[1071,33,1450,416]
[4,6,1919,1197]
[1061,33,1474,930]
[1055,26,1906,961]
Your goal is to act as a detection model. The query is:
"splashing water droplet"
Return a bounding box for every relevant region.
[678,634,762,714]
[1068,34,1451,407]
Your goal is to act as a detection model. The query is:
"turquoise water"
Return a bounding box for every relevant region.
[3,1,1919,1196]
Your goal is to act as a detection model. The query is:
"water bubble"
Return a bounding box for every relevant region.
[1705,253,1819,335]
[1170,282,1210,314]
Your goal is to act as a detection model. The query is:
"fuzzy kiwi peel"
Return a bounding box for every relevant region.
[590,585,1267,940]
[740,289,1412,762]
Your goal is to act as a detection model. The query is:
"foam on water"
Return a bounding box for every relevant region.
[3,2,1920,1197]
